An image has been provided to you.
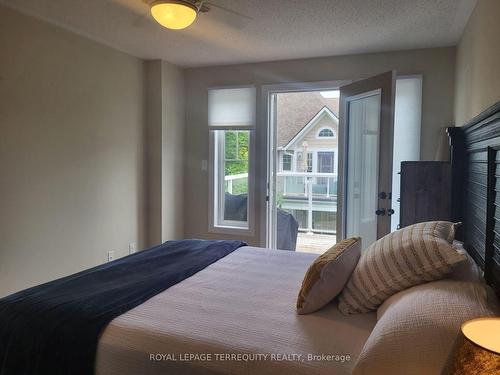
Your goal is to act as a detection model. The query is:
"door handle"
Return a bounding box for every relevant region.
[375,209,386,216]
[387,209,395,216]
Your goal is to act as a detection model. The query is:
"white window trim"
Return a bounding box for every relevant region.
[208,130,255,237]
[316,127,336,139]
[216,131,248,229]
[282,152,293,171]
[316,150,336,173]
[306,152,313,172]
[305,147,339,174]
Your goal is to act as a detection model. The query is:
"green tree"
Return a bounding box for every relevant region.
[225,131,249,175]
[224,131,249,194]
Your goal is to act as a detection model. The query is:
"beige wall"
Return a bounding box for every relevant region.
[0,6,185,297]
[0,5,145,297]
[144,60,163,245]
[184,47,456,246]
[455,0,500,125]
[144,60,185,246]
[161,61,185,242]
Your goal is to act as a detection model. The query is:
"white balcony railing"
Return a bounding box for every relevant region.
[225,172,337,234]
[224,173,248,194]
[277,172,337,198]
[225,172,337,197]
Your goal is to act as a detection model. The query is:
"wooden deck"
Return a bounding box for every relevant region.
[296,232,337,254]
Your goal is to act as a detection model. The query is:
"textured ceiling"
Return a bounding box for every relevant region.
[1,0,477,67]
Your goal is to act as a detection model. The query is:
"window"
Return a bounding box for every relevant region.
[306,152,313,172]
[214,130,250,228]
[391,75,423,231]
[209,86,255,233]
[318,128,335,138]
[282,154,292,171]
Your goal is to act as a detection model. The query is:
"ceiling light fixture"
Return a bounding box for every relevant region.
[150,0,199,30]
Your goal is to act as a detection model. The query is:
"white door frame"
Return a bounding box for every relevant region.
[260,80,350,249]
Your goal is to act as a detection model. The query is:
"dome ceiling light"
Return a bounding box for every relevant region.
[150,0,207,30]
[149,0,251,30]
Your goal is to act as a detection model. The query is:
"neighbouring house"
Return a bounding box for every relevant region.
[278,93,339,174]
[276,92,339,234]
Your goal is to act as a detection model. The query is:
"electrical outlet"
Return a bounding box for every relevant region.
[129,242,137,255]
[107,251,115,262]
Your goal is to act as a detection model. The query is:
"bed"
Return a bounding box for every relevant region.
[96,247,376,375]
[448,101,500,293]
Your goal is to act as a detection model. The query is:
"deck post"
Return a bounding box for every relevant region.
[307,177,313,234]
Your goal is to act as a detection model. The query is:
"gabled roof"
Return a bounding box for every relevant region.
[277,91,339,148]
[282,106,338,151]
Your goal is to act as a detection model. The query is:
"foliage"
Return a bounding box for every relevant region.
[224,131,249,194]
[224,131,249,176]
[276,192,284,208]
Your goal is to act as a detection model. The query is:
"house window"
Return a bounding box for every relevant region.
[318,128,335,138]
[306,152,313,172]
[209,86,255,233]
[282,154,292,171]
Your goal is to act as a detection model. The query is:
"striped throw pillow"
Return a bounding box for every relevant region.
[338,221,466,315]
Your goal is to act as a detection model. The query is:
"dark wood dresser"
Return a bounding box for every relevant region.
[399,161,452,228]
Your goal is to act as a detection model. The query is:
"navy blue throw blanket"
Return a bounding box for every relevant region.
[0,239,245,375]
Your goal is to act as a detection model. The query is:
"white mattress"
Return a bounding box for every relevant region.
[96,246,376,375]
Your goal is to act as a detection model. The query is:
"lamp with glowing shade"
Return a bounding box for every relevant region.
[151,0,198,30]
[443,317,500,374]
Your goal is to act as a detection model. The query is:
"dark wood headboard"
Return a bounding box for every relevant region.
[448,101,500,297]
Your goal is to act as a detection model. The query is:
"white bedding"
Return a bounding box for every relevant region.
[96,246,376,375]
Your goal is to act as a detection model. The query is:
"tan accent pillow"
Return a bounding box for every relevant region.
[353,280,499,375]
[338,221,466,315]
[297,237,361,314]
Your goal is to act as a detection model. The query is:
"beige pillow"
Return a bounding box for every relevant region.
[338,221,466,315]
[297,237,361,314]
[449,240,485,284]
[353,280,499,375]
